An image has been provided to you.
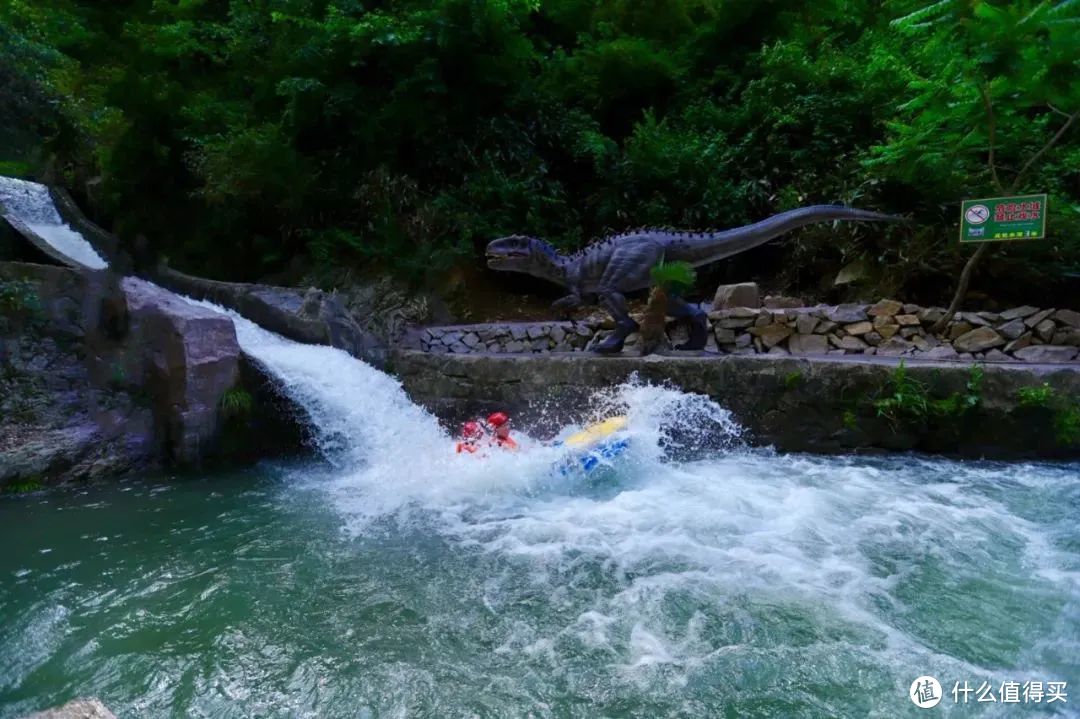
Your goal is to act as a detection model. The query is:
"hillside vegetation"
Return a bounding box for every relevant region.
[2,0,1078,305]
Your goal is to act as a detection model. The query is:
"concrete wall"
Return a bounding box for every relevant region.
[392,349,1080,459]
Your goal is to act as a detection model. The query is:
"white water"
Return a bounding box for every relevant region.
[184,295,1078,700]
[0,176,109,269]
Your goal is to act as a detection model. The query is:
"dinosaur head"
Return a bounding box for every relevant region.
[485,234,561,276]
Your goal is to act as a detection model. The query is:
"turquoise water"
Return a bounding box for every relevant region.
[1,451,1077,718]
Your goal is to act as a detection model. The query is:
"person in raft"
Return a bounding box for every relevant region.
[485,412,519,451]
[455,420,486,454]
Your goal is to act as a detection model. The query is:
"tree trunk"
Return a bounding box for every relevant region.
[639,285,669,356]
[930,243,987,334]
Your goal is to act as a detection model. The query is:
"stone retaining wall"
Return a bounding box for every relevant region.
[407,299,1080,363]
[392,350,1080,459]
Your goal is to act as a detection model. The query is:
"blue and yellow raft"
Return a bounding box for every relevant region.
[553,416,630,474]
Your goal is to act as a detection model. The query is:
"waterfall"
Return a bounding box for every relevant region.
[0,176,109,270]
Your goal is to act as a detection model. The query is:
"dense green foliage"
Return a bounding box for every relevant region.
[873,361,983,427]
[650,259,696,295]
[1,0,1078,300]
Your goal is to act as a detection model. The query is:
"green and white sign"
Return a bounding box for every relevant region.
[960,194,1047,243]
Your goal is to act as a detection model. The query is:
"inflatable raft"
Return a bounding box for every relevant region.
[555,416,630,474]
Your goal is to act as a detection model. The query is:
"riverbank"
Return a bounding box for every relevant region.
[393,350,1080,459]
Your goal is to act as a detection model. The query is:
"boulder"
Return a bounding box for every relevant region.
[917,307,945,325]
[876,337,915,356]
[763,295,805,310]
[1024,308,1055,328]
[998,305,1039,321]
[788,333,829,355]
[895,314,920,326]
[911,335,932,351]
[958,312,991,327]
[997,318,1027,341]
[1013,345,1079,363]
[830,335,868,352]
[826,304,869,323]
[1052,328,1080,347]
[748,323,793,349]
[814,320,838,335]
[714,327,737,344]
[924,345,959,360]
[795,314,819,335]
[1034,319,1057,342]
[122,278,240,465]
[1004,332,1033,354]
[953,327,1005,353]
[983,349,1010,362]
[1053,308,1080,328]
[868,299,903,317]
[877,324,899,340]
[863,331,883,346]
[947,322,974,341]
[844,321,874,336]
[712,282,760,309]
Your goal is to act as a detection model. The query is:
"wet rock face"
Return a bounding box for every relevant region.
[0,263,156,486]
[152,266,387,368]
[122,278,240,465]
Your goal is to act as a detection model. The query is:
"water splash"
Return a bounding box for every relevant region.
[0,176,109,269]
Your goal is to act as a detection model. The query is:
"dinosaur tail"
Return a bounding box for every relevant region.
[672,205,904,268]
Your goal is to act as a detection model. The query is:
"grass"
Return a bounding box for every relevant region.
[3,478,43,494]
[220,387,254,421]
[1016,382,1080,446]
[873,361,983,426]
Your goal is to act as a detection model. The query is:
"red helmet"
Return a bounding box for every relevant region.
[487,412,509,428]
[461,420,483,439]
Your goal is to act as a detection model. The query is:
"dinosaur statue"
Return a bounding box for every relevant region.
[486,205,904,353]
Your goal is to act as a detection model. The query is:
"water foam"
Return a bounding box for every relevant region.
[0,176,109,269]
[166,291,1075,697]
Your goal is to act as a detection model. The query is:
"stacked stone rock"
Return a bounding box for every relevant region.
[411,295,1080,362]
[416,322,596,353]
[708,300,1080,361]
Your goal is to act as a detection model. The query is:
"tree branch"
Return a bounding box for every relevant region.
[1010,107,1080,192]
[980,83,1004,194]
[932,104,1078,334]
[1047,103,1071,118]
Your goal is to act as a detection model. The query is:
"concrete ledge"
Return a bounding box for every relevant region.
[392,349,1080,459]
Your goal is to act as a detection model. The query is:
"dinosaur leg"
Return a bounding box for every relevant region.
[591,241,664,354]
[666,295,708,350]
[551,293,583,319]
[593,291,638,354]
